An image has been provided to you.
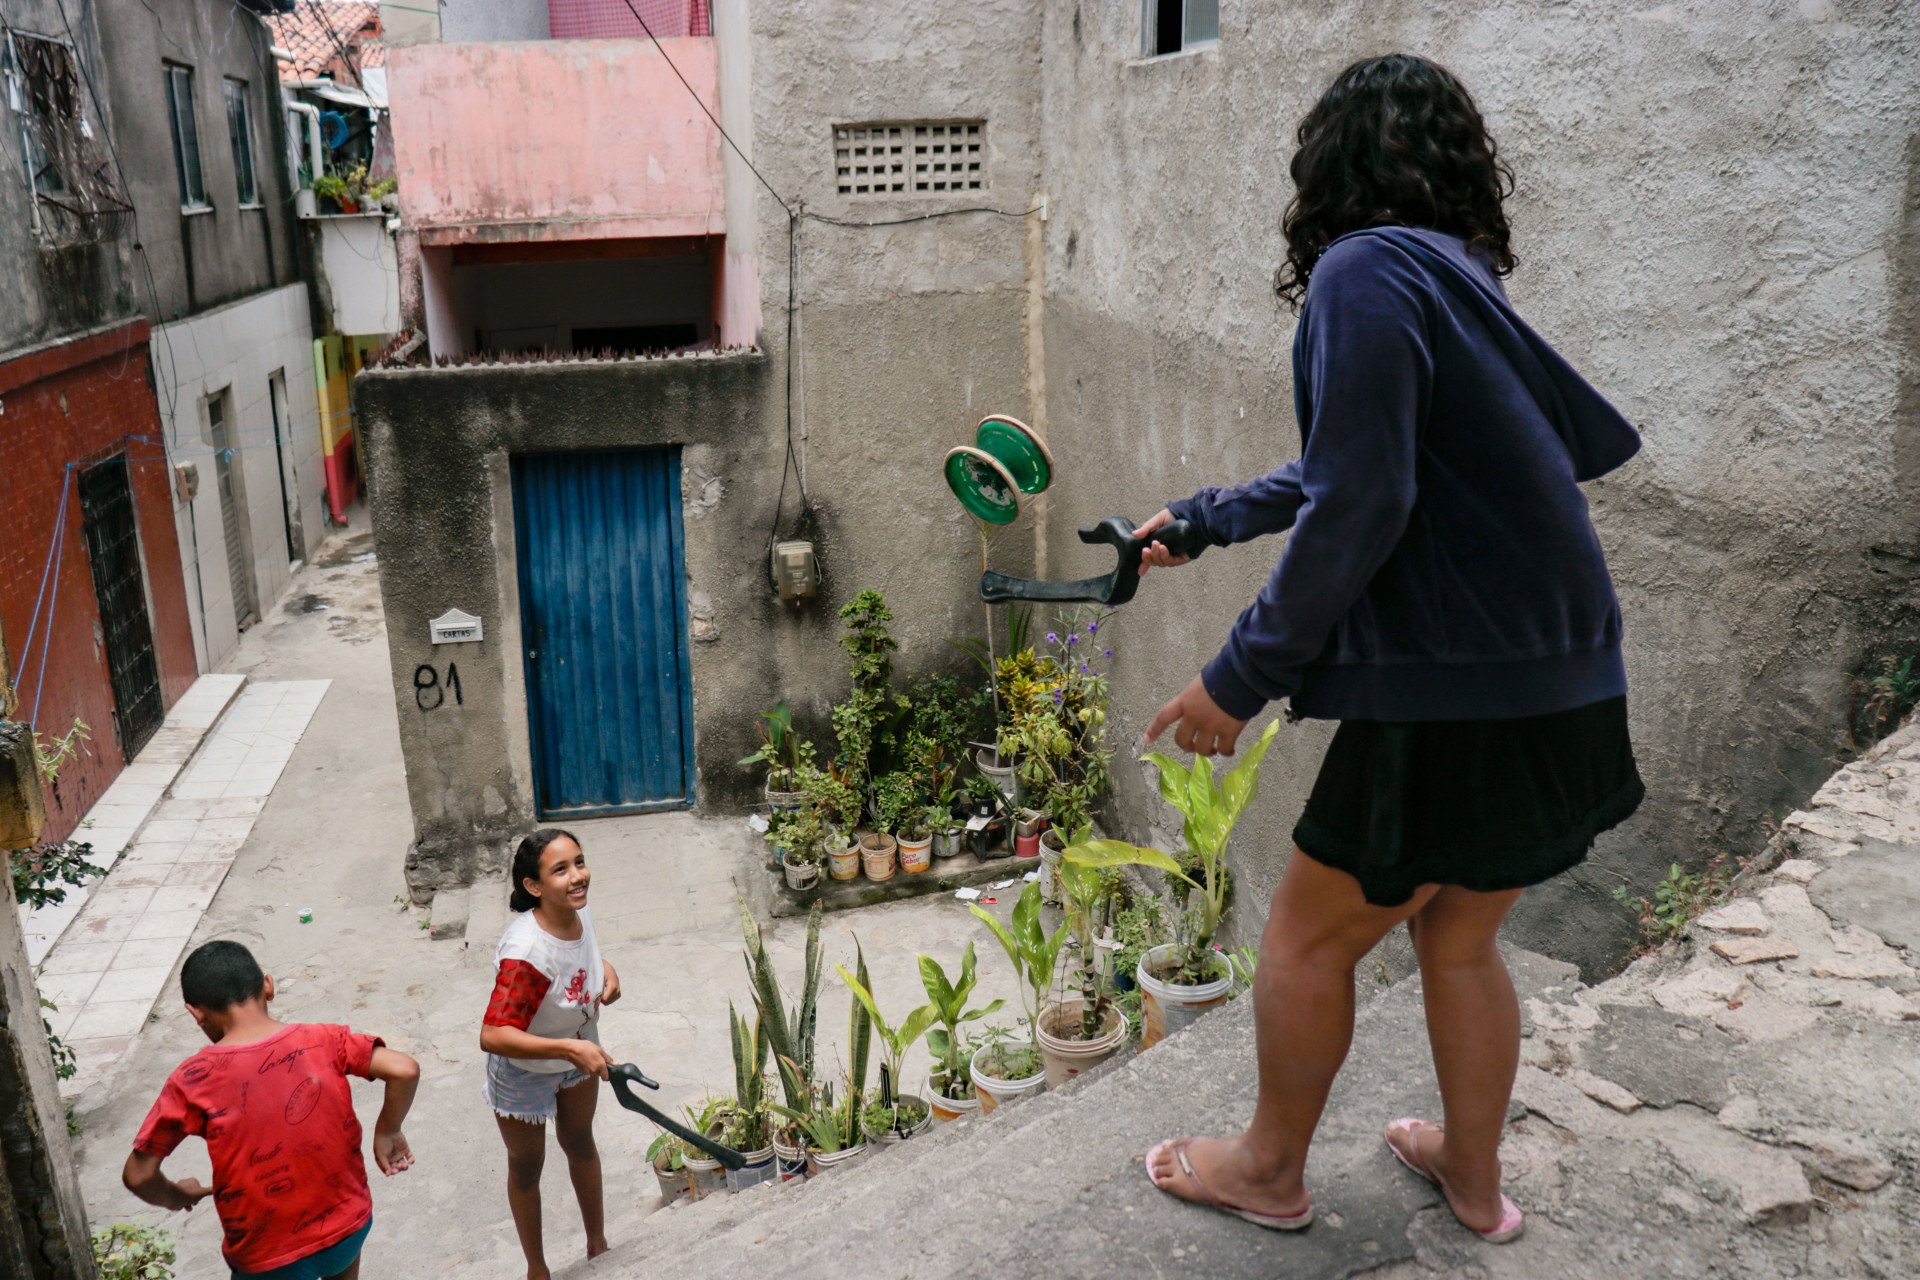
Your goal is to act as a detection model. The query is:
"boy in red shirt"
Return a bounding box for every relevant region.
[123,941,420,1279]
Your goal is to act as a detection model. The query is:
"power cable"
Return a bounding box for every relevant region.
[27,469,74,727]
[11,469,74,694]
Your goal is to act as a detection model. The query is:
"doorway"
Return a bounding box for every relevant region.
[77,457,165,761]
[268,370,304,564]
[208,392,257,630]
[511,447,696,817]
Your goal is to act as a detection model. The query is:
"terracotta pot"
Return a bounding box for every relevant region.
[860,833,898,881]
[1137,943,1232,1049]
[897,834,932,873]
[1037,999,1129,1086]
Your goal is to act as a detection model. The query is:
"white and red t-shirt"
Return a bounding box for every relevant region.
[133,1023,381,1274]
[482,907,605,1073]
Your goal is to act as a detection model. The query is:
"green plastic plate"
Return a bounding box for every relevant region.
[976,415,1054,495]
[944,446,1023,525]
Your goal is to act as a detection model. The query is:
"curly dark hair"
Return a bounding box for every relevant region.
[1275,54,1516,307]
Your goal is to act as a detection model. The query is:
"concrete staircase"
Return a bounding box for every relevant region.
[560,724,1920,1280]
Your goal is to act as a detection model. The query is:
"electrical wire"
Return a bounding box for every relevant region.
[11,469,74,694]
[27,469,73,727]
[802,204,1041,229]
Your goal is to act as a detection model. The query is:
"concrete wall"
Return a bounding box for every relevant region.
[1035,0,1920,974]
[314,214,403,336]
[93,0,301,321]
[0,0,139,358]
[158,285,324,670]
[388,38,727,244]
[438,0,549,43]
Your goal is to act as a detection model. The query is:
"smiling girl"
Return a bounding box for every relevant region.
[479,829,623,1280]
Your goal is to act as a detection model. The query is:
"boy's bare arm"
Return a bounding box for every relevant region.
[122,1151,214,1212]
[368,1046,420,1175]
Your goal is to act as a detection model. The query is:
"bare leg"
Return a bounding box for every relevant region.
[554,1077,609,1259]
[496,1114,550,1280]
[1404,885,1525,1232]
[1149,851,1436,1214]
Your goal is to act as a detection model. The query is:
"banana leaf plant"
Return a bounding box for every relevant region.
[970,881,1069,1050]
[918,943,1004,1100]
[838,965,936,1134]
[1064,719,1279,984]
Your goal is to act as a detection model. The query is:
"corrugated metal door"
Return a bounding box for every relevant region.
[77,458,165,761]
[512,447,696,817]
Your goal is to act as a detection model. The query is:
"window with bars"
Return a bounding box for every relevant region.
[833,120,985,197]
[164,62,207,209]
[4,30,132,243]
[223,77,257,206]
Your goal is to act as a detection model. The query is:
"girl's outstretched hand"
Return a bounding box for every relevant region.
[1146,675,1249,757]
[1133,508,1194,576]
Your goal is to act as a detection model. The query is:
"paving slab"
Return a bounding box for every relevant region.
[1806,838,1920,950]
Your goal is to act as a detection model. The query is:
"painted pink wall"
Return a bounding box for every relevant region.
[388,38,726,245]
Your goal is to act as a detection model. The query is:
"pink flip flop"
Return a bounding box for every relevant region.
[1384,1118,1524,1244]
[1144,1138,1315,1231]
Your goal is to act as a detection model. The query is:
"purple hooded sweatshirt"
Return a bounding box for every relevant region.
[1166,226,1641,724]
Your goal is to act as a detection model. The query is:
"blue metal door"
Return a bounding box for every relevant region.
[513,447,696,817]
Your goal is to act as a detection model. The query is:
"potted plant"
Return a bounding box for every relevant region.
[720,1001,777,1190]
[927,799,965,860]
[839,964,935,1143]
[772,937,873,1173]
[740,901,822,1178]
[918,942,1004,1121]
[800,764,861,881]
[968,881,1066,1112]
[962,774,1006,857]
[646,1131,691,1202]
[765,806,824,891]
[1035,849,1128,1084]
[740,700,810,809]
[968,1024,1047,1115]
[1065,720,1278,1047]
[831,590,898,797]
[874,771,930,873]
[679,1096,732,1199]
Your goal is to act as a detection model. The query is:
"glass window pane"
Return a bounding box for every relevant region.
[224,79,255,205]
[167,65,204,207]
[1185,0,1219,45]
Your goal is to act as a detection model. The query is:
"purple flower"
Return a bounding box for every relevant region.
[1103,647,1113,658]
[1046,631,1059,644]
[1087,621,1099,634]
[1051,689,1064,703]
[1065,633,1079,646]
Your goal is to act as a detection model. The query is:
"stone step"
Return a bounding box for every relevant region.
[558,947,1582,1279]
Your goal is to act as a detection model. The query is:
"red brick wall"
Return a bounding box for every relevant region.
[0,321,198,841]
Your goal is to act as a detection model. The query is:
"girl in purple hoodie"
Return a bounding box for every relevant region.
[1137,54,1644,1245]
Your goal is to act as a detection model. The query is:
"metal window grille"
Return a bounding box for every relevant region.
[834,120,984,197]
[165,63,206,209]
[224,78,257,206]
[3,30,131,243]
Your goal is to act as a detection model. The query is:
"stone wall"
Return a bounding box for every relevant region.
[1034,0,1920,974]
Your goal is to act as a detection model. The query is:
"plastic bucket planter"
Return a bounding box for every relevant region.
[651,1153,690,1203]
[926,1077,980,1123]
[970,1043,1047,1116]
[828,838,861,881]
[1136,943,1232,1049]
[863,1096,934,1145]
[771,1133,809,1183]
[897,834,933,874]
[782,852,819,891]
[861,834,898,881]
[932,829,964,859]
[683,1149,727,1200]
[975,749,1017,804]
[1037,999,1128,1087]
[806,1142,867,1176]
[724,1146,777,1193]
[764,781,805,812]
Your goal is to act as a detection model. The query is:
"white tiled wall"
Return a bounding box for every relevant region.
[155,284,325,670]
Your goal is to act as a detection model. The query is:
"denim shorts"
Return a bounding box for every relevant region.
[483,1053,591,1123]
[231,1215,371,1280]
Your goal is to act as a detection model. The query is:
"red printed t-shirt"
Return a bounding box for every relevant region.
[134,1023,382,1273]
[482,907,604,1073]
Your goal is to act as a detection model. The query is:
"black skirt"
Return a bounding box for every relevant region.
[1292,695,1644,907]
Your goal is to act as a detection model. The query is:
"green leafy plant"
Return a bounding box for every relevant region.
[918,943,1004,1100]
[798,761,861,837]
[93,1223,176,1279]
[1850,654,1920,748]
[1227,944,1259,996]
[35,717,90,780]
[724,1000,772,1151]
[971,1022,1043,1082]
[764,805,826,868]
[1056,842,1119,1039]
[1064,719,1280,984]
[769,1089,852,1154]
[11,838,102,909]
[740,900,821,1113]
[838,963,935,1134]
[831,591,899,796]
[740,700,810,790]
[1612,854,1737,953]
[646,1130,690,1171]
[870,771,925,839]
[841,937,874,1148]
[41,995,76,1080]
[970,881,1069,1051]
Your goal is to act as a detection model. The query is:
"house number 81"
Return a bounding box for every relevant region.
[415,662,464,711]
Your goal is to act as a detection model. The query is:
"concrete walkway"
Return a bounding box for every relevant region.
[65,526,1024,1277]
[551,729,1920,1279]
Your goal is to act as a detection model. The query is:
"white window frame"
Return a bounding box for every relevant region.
[164,61,209,212]
[1140,0,1220,60]
[223,76,259,208]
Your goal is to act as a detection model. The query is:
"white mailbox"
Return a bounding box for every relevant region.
[430,608,483,645]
